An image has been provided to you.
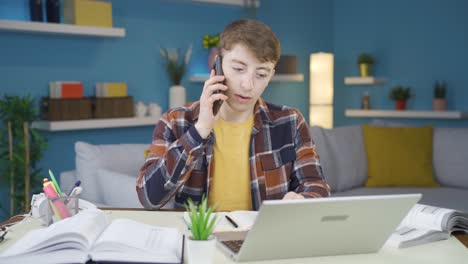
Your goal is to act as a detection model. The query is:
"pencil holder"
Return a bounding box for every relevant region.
[46,195,79,226]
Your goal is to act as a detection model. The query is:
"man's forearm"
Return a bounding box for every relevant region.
[137,125,207,208]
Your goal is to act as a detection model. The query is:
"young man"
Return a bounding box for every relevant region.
[137,19,330,211]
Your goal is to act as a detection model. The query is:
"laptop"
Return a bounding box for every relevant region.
[215,194,421,262]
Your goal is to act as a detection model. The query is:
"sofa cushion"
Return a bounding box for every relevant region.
[96,169,143,208]
[433,128,468,188]
[362,125,439,187]
[311,126,367,192]
[75,141,149,204]
[332,187,468,213]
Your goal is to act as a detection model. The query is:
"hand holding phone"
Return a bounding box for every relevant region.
[212,56,225,115]
[195,55,227,139]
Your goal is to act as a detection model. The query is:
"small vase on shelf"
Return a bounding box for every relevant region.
[433,81,447,111]
[433,98,447,111]
[395,100,407,111]
[357,53,375,77]
[169,85,186,110]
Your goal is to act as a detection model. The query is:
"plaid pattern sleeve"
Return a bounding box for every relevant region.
[290,110,331,198]
[136,103,207,209]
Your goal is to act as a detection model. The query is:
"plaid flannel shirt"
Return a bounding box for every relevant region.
[136,98,331,210]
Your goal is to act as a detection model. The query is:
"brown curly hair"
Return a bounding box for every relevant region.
[219,19,281,64]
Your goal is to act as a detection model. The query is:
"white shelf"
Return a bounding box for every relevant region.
[344,76,386,86]
[190,73,304,82]
[273,74,304,81]
[31,116,159,131]
[0,19,125,37]
[345,109,468,119]
[192,0,260,7]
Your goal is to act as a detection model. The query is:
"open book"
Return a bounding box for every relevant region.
[183,210,257,232]
[0,209,184,264]
[385,204,468,248]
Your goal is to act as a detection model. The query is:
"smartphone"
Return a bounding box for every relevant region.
[212,55,224,115]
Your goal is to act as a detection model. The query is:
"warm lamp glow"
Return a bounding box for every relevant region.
[310,53,334,128]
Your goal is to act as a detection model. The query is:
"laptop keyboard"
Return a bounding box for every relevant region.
[221,240,244,253]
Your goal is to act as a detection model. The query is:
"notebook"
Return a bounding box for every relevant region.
[215,194,421,262]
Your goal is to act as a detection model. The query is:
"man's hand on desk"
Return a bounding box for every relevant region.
[282,192,304,200]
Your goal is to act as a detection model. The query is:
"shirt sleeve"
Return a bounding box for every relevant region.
[136,112,207,209]
[290,110,331,198]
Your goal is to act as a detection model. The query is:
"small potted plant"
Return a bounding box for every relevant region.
[389,85,411,110]
[160,45,192,109]
[203,33,220,71]
[357,53,375,77]
[433,81,447,111]
[185,195,217,264]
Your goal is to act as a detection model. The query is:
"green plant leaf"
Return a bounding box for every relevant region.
[184,195,217,240]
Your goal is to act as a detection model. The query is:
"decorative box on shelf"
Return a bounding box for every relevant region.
[92,96,134,118]
[40,96,134,121]
[41,97,92,121]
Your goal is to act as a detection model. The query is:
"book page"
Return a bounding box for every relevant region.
[398,204,455,231]
[385,226,450,248]
[0,209,108,262]
[90,219,183,263]
[218,211,257,231]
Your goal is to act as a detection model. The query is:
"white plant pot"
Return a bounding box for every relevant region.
[169,85,186,110]
[186,235,216,264]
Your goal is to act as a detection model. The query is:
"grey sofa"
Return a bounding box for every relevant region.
[311,125,468,212]
[60,125,468,212]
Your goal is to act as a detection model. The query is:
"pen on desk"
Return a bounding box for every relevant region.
[225,215,238,228]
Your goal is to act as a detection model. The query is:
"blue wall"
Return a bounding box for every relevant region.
[333,0,468,127]
[258,0,333,119]
[0,0,330,220]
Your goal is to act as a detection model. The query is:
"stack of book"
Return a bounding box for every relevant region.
[95,82,128,98]
[44,81,90,121]
[49,81,84,99]
[63,0,113,28]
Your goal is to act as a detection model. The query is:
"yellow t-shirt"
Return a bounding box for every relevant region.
[208,116,254,211]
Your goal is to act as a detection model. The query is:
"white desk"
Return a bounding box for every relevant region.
[1,210,467,263]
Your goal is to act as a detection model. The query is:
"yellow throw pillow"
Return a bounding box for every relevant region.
[362,125,439,187]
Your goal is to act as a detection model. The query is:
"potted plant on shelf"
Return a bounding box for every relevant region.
[433,81,447,111]
[185,195,217,264]
[160,45,192,109]
[389,85,411,110]
[203,33,220,71]
[357,53,375,77]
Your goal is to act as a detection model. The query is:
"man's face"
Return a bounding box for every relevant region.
[221,44,275,114]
